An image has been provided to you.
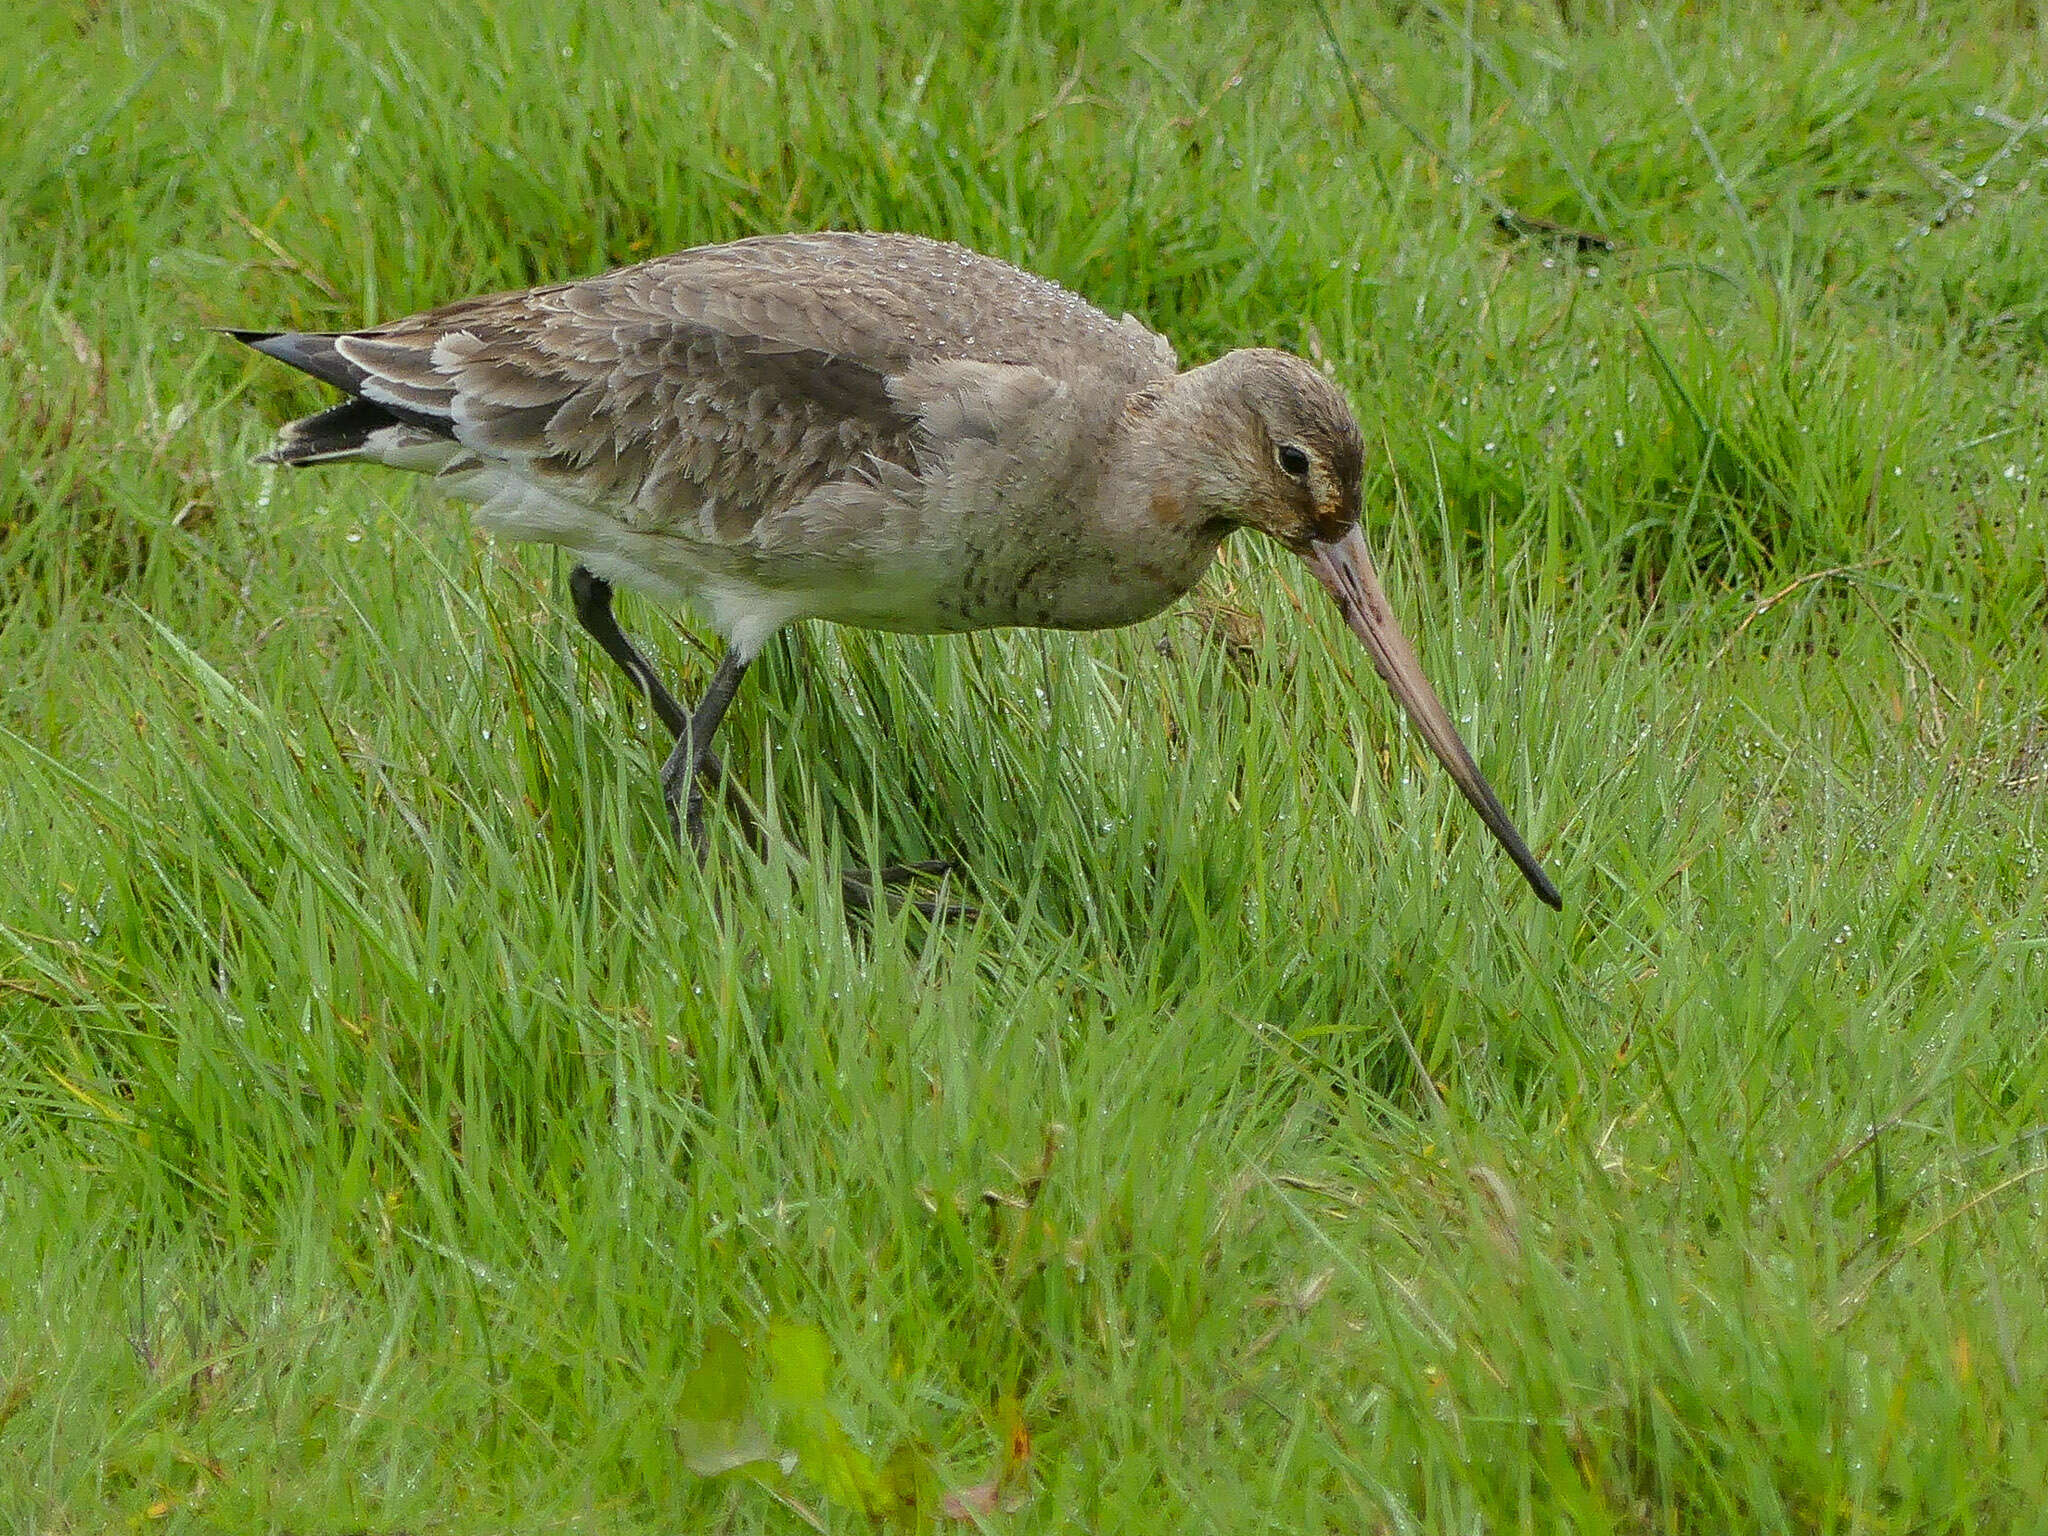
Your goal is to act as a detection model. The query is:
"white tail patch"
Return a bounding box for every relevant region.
[352,425,464,473]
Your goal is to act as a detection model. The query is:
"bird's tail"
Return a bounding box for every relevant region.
[252,397,400,465]
[227,329,457,471]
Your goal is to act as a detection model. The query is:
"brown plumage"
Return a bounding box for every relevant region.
[234,231,1558,910]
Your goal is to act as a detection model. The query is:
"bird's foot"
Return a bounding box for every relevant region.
[663,743,758,857]
[663,762,716,856]
[841,859,975,922]
[666,756,968,918]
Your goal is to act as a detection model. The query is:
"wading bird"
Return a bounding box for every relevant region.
[234,232,1559,910]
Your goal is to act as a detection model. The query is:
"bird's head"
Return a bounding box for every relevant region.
[1194,348,1368,549]
[1168,347,1561,909]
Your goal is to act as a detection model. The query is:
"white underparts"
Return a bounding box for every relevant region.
[435,462,803,661]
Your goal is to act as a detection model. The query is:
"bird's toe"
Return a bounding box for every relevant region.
[841,864,974,922]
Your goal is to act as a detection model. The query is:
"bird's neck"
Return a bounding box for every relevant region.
[1102,362,1248,541]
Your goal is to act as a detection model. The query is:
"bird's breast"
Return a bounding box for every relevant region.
[945,518,1222,633]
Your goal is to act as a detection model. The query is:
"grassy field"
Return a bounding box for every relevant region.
[5,0,2047,1529]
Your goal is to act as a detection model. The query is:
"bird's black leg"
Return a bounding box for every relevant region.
[659,646,750,854]
[568,565,967,917]
[570,564,734,838]
[568,566,692,742]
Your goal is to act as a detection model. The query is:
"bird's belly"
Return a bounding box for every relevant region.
[451,466,706,601]
[721,550,1195,638]
[943,534,1219,633]
[443,463,1213,642]
[767,561,975,635]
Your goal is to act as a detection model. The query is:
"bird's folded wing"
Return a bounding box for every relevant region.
[308,270,920,541]
[259,234,1175,546]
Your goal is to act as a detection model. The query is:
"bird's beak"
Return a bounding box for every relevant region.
[1301,527,1562,909]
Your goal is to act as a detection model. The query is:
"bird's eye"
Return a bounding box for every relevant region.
[1277,444,1311,478]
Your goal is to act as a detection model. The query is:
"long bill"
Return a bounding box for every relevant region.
[1301,527,1562,910]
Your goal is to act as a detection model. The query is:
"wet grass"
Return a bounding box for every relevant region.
[3,0,2046,1530]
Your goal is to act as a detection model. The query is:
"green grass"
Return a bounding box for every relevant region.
[4,0,2047,1529]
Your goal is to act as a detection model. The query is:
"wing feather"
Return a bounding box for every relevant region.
[243,232,1178,544]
